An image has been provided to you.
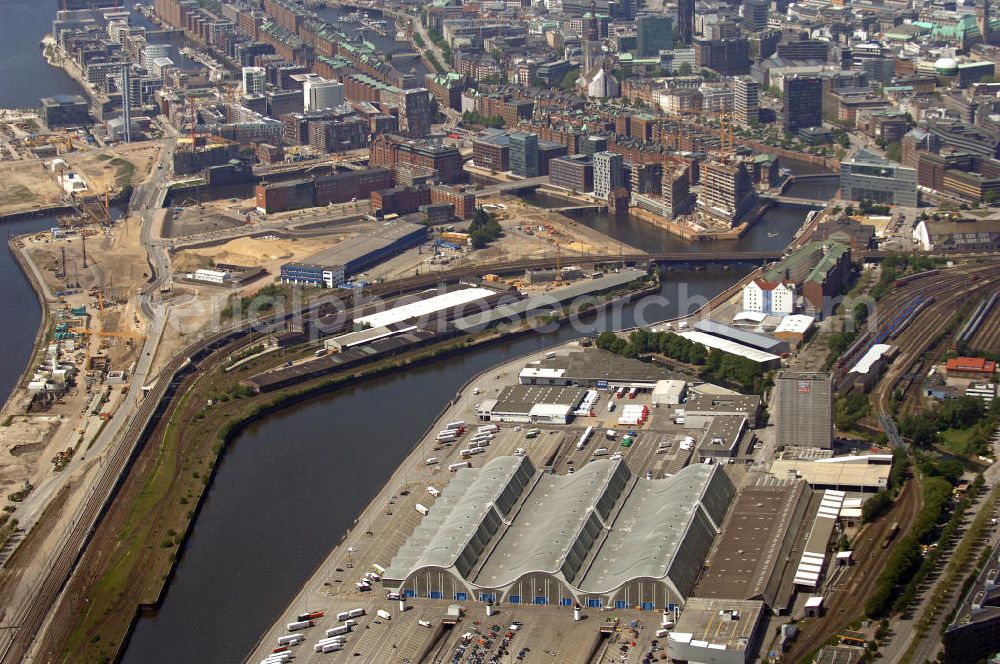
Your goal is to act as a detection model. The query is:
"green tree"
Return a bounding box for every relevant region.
[561,68,581,91]
[885,140,902,163]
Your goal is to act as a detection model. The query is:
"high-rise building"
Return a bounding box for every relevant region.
[241,66,266,96]
[383,88,435,138]
[782,75,823,134]
[119,67,132,143]
[699,159,755,225]
[741,0,770,32]
[662,166,692,218]
[678,0,694,45]
[734,76,759,125]
[593,151,624,200]
[774,371,833,449]
[303,77,345,112]
[510,132,539,178]
[636,13,673,58]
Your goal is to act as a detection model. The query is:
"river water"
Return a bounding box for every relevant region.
[119,201,819,664]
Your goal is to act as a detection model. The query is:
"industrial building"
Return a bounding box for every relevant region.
[384,458,736,610]
[676,330,781,367]
[354,287,500,329]
[668,598,767,664]
[682,393,762,429]
[692,319,790,356]
[765,241,852,311]
[652,379,688,406]
[742,278,796,315]
[694,481,811,613]
[774,371,833,449]
[769,455,891,493]
[913,218,1000,251]
[695,415,752,460]
[280,219,427,286]
[518,348,677,390]
[475,385,586,424]
[847,344,896,391]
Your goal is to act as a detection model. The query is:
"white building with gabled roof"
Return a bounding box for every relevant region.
[742,278,796,315]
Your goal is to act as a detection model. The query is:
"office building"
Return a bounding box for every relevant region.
[677,0,694,45]
[303,77,344,112]
[742,0,770,32]
[840,148,917,207]
[636,14,672,57]
[241,66,266,96]
[783,76,823,134]
[593,151,624,201]
[663,166,693,218]
[693,37,750,76]
[580,135,609,157]
[699,159,755,225]
[510,132,539,178]
[549,154,594,193]
[40,95,92,128]
[384,88,435,138]
[118,67,132,143]
[774,371,833,449]
[734,76,759,125]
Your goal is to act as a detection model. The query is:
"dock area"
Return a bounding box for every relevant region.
[244,344,722,664]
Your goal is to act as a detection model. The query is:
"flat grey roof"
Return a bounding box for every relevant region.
[530,348,681,384]
[694,319,788,352]
[300,219,425,268]
[697,415,748,454]
[694,482,808,602]
[685,393,761,416]
[491,385,585,415]
[671,597,765,651]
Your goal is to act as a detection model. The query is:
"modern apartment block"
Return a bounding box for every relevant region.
[593,151,624,201]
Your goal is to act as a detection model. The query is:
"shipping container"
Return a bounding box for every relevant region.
[348,608,366,618]
[415,503,430,516]
[592,447,609,456]
[372,563,386,576]
[326,624,351,637]
[446,421,466,430]
[436,431,457,441]
[297,610,324,621]
[628,387,638,399]
[525,428,541,438]
[449,461,471,472]
[477,424,499,434]
[277,634,304,646]
[607,400,616,412]
[656,628,670,638]
[286,620,313,631]
[377,609,392,620]
[317,642,343,653]
[316,637,348,648]
[387,592,402,600]
[545,351,557,359]
[336,610,351,622]
[426,457,439,465]
[427,486,441,497]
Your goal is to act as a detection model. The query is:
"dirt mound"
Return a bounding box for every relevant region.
[175,236,336,269]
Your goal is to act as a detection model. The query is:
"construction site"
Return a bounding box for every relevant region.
[0,109,160,218]
[0,209,151,542]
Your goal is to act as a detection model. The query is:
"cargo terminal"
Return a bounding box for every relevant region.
[247,345,852,664]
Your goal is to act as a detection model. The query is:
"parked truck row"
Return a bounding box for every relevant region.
[264,608,367,661]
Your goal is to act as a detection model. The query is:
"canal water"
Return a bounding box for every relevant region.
[314,5,431,82]
[0,0,84,109]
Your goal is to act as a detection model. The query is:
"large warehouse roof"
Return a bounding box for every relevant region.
[385,457,736,604]
[356,287,497,328]
[386,456,533,579]
[677,330,781,364]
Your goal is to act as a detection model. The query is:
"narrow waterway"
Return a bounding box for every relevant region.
[0,0,85,108]
[118,267,752,664]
